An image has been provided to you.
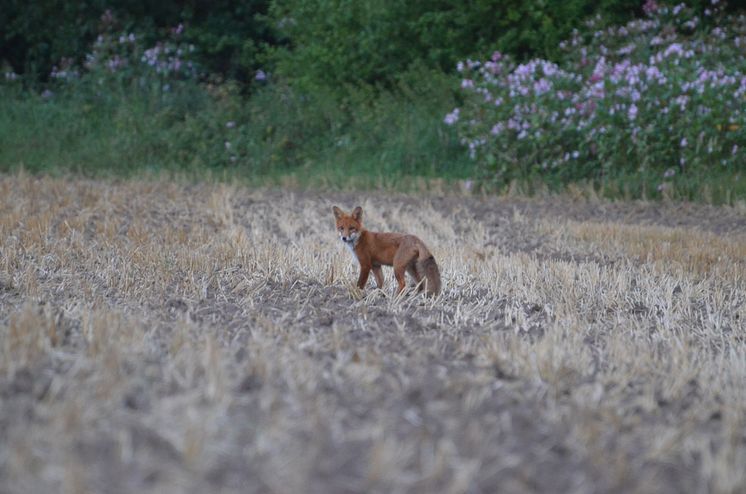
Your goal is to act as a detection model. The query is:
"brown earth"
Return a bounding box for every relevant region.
[0,174,744,494]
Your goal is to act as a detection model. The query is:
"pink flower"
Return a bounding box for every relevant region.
[443,108,460,125]
[657,183,671,193]
[628,104,638,120]
[643,0,658,15]
[533,79,551,95]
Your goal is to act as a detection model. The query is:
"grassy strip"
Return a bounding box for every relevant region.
[1,84,744,204]
[0,76,473,181]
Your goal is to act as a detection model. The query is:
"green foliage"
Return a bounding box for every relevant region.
[178,0,276,82]
[5,0,739,89]
[1,0,275,84]
[1,0,106,79]
[2,0,745,203]
[268,0,655,92]
[446,3,746,196]
[0,64,472,183]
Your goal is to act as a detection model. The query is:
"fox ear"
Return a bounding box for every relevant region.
[332,206,343,219]
[352,206,363,222]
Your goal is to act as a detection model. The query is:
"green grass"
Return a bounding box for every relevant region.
[0,76,474,184]
[0,88,181,176]
[0,81,744,204]
[481,169,746,206]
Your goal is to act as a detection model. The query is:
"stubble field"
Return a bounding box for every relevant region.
[1,174,745,494]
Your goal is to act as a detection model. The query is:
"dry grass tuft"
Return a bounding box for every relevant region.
[0,173,744,493]
[551,220,746,278]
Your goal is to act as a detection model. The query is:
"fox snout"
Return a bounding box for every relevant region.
[340,232,358,244]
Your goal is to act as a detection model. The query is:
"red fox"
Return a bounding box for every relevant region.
[332,206,441,296]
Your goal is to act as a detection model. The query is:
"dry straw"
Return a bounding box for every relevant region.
[0,173,744,493]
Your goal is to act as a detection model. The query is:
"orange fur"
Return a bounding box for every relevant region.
[332,206,441,296]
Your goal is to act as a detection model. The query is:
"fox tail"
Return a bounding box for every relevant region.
[416,255,441,296]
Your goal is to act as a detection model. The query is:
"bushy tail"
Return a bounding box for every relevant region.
[416,256,441,296]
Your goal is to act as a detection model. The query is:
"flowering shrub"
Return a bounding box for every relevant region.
[446,1,746,188]
[54,11,199,92]
[3,71,21,82]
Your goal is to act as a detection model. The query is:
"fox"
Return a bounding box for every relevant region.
[332,205,441,296]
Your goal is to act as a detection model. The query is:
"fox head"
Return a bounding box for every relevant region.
[332,206,363,245]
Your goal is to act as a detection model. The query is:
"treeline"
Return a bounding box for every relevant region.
[4,0,725,90]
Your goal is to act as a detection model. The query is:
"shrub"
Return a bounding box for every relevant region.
[42,10,205,113]
[175,0,276,83]
[1,0,106,81]
[269,0,651,93]
[445,1,746,189]
[1,0,275,85]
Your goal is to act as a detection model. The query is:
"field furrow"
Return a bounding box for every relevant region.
[1,175,745,494]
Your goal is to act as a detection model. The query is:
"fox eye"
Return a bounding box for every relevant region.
[338,227,343,231]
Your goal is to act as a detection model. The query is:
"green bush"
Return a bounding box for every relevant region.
[177,0,276,83]
[5,0,738,88]
[1,0,106,80]
[0,61,472,182]
[268,0,660,92]
[1,0,275,84]
[445,2,746,195]
[2,0,744,202]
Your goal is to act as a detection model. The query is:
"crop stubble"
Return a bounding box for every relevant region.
[0,174,745,493]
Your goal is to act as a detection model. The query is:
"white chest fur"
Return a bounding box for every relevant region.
[345,242,358,262]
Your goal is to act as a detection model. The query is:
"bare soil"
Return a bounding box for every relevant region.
[1,175,744,494]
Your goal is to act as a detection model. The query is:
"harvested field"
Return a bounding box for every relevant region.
[1,174,745,494]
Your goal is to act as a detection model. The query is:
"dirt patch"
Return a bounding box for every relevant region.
[0,175,744,493]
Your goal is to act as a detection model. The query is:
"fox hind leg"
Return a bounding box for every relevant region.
[394,246,421,295]
[393,251,414,295]
[406,262,424,292]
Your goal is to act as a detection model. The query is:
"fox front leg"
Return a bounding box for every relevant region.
[357,265,371,289]
[372,266,384,289]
